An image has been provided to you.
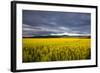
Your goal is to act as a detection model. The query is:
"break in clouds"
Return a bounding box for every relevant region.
[22,10,91,37]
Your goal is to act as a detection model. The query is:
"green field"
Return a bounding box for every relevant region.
[22,38,91,62]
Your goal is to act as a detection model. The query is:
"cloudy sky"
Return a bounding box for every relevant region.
[22,10,91,37]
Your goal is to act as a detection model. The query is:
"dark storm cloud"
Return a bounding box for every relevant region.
[22,10,91,37]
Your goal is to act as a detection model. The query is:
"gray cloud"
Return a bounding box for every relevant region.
[23,10,91,37]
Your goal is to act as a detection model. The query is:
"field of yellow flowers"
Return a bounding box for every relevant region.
[22,38,91,62]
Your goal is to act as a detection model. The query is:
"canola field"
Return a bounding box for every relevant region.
[22,38,91,62]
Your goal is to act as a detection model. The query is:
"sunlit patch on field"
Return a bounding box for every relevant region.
[22,38,91,63]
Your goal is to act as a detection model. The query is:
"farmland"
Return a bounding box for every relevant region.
[22,37,91,62]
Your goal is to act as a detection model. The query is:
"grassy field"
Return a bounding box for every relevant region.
[22,37,91,62]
